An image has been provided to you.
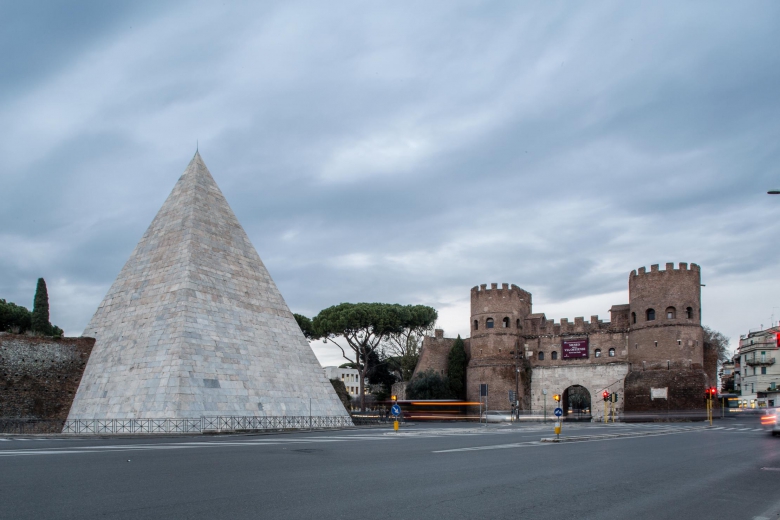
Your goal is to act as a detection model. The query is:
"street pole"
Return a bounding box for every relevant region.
[515,339,520,421]
[604,399,608,424]
[544,392,547,423]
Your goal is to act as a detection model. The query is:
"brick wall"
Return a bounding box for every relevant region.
[623,369,707,416]
[0,333,94,426]
[412,331,455,380]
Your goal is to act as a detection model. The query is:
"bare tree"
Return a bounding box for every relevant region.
[703,326,731,365]
[383,308,437,381]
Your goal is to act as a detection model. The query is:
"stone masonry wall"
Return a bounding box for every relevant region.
[0,333,94,423]
[531,363,629,421]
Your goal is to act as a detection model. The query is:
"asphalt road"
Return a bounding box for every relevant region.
[1,417,779,520]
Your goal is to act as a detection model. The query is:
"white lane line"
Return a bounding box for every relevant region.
[434,441,546,453]
[434,427,706,453]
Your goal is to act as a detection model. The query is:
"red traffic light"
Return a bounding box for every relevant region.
[602,390,610,401]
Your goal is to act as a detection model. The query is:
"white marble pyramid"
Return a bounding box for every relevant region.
[68,152,348,420]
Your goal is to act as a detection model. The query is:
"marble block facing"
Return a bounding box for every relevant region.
[68,152,348,421]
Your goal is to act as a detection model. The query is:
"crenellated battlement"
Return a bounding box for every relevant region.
[471,283,532,304]
[630,262,700,278]
[521,313,624,336]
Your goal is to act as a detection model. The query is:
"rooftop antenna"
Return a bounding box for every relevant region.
[196,139,198,152]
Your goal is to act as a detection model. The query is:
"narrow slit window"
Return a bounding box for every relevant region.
[608,348,615,357]
[502,317,510,328]
[595,349,602,357]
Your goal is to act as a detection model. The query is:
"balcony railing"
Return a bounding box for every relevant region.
[745,357,776,366]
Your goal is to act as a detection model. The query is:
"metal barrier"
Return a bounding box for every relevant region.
[60,415,355,434]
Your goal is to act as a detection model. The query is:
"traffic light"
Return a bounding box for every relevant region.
[705,387,717,398]
[610,392,619,403]
[553,394,561,402]
[602,390,610,401]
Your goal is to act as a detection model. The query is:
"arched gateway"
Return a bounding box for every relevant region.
[562,385,591,420]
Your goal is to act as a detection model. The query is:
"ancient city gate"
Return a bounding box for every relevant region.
[563,384,591,420]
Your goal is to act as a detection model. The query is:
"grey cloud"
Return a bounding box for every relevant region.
[2,2,779,351]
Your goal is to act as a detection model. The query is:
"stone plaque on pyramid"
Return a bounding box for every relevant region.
[68,152,349,420]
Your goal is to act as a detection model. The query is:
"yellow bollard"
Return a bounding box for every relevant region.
[554,422,561,436]
[394,420,399,432]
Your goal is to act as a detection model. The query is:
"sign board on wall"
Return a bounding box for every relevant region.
[561,339,589,359]
[650,387,668,400]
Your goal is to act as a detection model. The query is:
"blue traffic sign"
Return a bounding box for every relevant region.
[391,404,402,416]
[553,407,563,417]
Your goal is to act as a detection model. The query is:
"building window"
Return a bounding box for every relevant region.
[486,318,494,329]
[677,339,681,346]
[654,341,658,348]
[762,367,767,375]
[503,317,510,328]
[686,307,693,319]
[516,319,521,328]
[646,309,655,321]
[666,307,676,319]
[631,312,636,324]
[538,351,545,360]
[474,320,478,330]
[551,351,558,360]
[609,348,615,357]
[753,367,757,375]
[595,349,602,358]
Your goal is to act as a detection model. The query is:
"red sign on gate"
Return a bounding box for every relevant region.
[562,339,589,359]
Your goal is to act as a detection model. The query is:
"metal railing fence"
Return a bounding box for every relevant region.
[56,416,355,434]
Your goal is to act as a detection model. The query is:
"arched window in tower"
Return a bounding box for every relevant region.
[686,307,693,319]
[516,319,521,329]
[595,349,602,357]
[486,318,494,329]
[666,307,676,319]
[608,348,615,357]
[551,351,558,360]
[646,309,656,321]
[474,320,478,330]
[632,312,636,324]
[538,351,544,360]
[502,317,510,328]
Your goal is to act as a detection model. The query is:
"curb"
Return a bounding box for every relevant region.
[0,423,416,440]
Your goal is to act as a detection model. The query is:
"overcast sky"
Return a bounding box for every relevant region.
[2,2,779,367]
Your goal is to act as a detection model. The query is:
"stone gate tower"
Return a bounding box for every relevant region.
[627,263,704,369]
[467,283,532,410]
